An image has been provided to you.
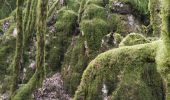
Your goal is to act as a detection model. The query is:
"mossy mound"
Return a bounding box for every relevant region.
[62,18,110,95]
[80,18,109,54]
[62,1,111,95]
[55,10,78,34]
[74,41,164,100]
[82,4,107,20]
[119,33,150,46]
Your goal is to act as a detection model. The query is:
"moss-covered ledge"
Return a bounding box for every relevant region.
[74,41,164,100]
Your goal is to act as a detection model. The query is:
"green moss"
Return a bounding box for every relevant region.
[100,33,123,52]
[156,0,170,99]
[114,33,123,44]
[82,4,107,20]
[80,18,109,54]
[67,0,80,12]
[117,0,149,14]
[74,41,164,100]
[12,71,39,100]
[55,10,78,34]
[87,0,109,7]
[46,32,72,72]
[0,35,16,93]
[148,0,161,36]
[111,80,153,100]
[107,14,122,33]
[0,0,17,19]
[62,36,88,95]
[119,33,150,47]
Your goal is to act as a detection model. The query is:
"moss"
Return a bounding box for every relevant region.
[12,71,39,100]
[119,33,150,47]
[61,0,112,95]
[10,0,24,94]
[48,0,59,17]
[55,10,78,34]
[87,0,109,7]
[0,35,16,93]
[156,0,170,99]
[117,0,149,15]
[62,36,88,95]
[114,33,123,44]
[100,33,123,52]
[46,32,72,72]
[74,41,164,100]
[111,80,153,100]
[67,0,80,12]
[62,17,110,95]
[148,0,161,36]
[107,14,122,33]
[0,0,17,19]
[82,4,107,20]
[80,18,109,54]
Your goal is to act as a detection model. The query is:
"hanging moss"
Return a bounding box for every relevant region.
[74,41,164,100]
[119,33,150,47]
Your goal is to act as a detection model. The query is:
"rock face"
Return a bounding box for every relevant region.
[109,1,145,35]
[110,2,132,14]
[33,73,71,100]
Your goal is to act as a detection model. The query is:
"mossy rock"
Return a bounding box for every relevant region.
[55,10,78,34]
[117,0,149,15]
[80,18,109,54]
[67,0,80,12]
[0,0,16,19]
[82,4,107,20]
[74,41,164,100]
[46,32,72,72]
[62,18,110,95]
[87,0,109,7]
[100,33,123,51]
[119,33,150,46]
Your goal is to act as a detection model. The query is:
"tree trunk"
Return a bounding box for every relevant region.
[12,0,48,99]
[10,0,23,96]
[158,0,170,99]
